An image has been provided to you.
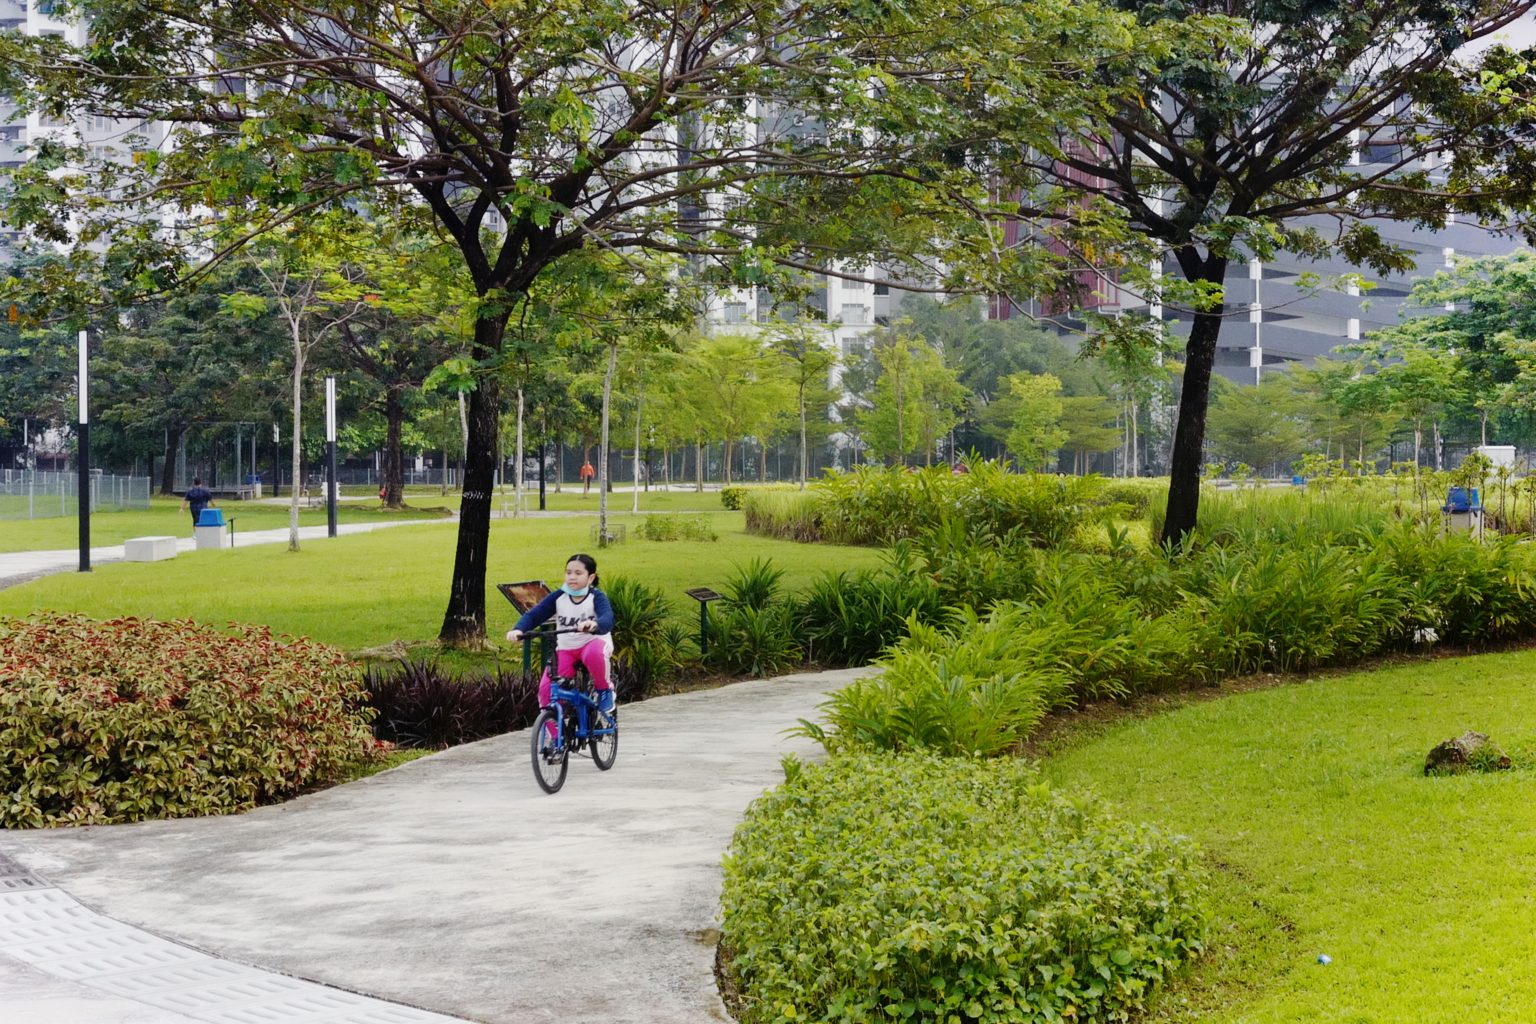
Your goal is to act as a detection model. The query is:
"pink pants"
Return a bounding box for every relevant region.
[539,636,613,737]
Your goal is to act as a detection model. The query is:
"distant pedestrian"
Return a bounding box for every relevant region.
[181,478,214,528]
[580,458,596,495]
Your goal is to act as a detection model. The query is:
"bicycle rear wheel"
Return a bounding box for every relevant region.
[589,710,617,771]
[531,708,568,793]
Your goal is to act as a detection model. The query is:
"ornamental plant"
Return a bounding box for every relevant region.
[721,752,1206,1024]
[0,614,378,828]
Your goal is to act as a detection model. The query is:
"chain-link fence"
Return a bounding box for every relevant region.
[0,471,152,520]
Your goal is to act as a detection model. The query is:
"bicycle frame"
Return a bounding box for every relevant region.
[544,675,617,753]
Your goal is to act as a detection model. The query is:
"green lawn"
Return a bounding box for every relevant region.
[0,511,882,652]
[0,497,452,553]
[1038,653,1536,1023]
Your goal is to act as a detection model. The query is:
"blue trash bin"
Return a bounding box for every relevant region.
[1443,487,1474,513]
[197,508,226,527]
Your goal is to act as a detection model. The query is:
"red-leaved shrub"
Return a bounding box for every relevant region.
[0,614,378,828]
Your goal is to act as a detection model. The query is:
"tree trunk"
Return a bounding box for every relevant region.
[1160,256,1228,547]
[438,315,506,646]
[632,381,643,514]
[599,339,617,544]
[515,385,526,517]
[160,423,184,495]
[457,392,469,492]
[382,386,405,508]
[799,386,808,491]
[758,436,768,482]
[289,346,305,552]
[696,440,705,491]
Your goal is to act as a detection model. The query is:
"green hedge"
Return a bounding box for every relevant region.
[742,463,1109,548]
[0,614,378,827]
[722,752,1206,1024]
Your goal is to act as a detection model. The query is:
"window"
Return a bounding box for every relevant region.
[0,126,22,143]
[873,283,889,295]
[839,303,867,324]
[723,302,748,324]
[841,278,868,291]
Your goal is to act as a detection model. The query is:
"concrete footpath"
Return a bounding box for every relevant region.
[0,667,871,1023]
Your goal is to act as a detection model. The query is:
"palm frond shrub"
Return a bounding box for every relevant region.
[722,557,787,611]
[604,575,681,699]
[702,602,803,677]
[1187,543,1409,674]
[794,565,944,667]
[1378,527,1536,646]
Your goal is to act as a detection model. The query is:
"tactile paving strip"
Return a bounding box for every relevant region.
[0,850,48,892]
[0,867,465,1023]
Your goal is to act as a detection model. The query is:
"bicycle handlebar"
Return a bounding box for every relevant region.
[507,626,592,641]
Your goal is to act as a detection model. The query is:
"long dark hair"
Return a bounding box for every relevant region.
[567,552,599,587]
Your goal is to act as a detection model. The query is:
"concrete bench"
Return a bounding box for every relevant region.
[124,536,179,562]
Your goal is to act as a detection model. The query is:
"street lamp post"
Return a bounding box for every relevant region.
[77,329,91,572]
[325,375,338,538]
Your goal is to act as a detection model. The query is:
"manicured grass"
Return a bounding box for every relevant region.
[0,496,451,553]
[0,511,882,652]
[1037,652,1536,1022]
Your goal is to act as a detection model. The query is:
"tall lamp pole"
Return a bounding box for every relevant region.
[77,329,91,572]
[325,375,338,538]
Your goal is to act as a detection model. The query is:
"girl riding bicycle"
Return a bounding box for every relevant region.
[506,553,617,719]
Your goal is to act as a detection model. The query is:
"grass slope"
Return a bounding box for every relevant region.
[0,511,881,652]
[1039,653,1536,1022]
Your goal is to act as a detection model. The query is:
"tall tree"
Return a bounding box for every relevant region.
[3,0,1170,642]
[765,321,839,490]
[997,371,1068,471]
[990,0,1536,543]
[1205,377,1308,476]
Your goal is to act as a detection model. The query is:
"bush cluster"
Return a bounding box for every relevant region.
[721,752,1206,1024]
[604,575,692,698]
[802,522,1536,756]
[0,614,378,827]
[363,660,539,748]
[721,483,799,510]
[743,463,1109,548]
[635,513,718,542]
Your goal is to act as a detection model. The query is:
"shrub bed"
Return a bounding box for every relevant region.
[363,660,540,748]
[743,463,1109,548]
[0,614,377,828]
[721,752,1206,1024]
[800,524,1536,756]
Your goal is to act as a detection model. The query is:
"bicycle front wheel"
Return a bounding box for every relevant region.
[531,708,569,794]
[589,710,617,771]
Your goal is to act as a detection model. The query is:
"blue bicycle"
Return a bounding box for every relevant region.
[522,630,618,794]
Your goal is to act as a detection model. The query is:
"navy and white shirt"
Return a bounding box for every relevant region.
[514,587,614,650]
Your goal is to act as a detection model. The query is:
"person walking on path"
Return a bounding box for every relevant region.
[579,458,596,495]
[181,479,215,529]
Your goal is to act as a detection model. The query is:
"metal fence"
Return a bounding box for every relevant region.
[0,471,152,520]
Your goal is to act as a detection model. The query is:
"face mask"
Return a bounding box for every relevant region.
[564,585,590,598]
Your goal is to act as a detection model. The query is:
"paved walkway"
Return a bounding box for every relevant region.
[0,668,870,1023]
